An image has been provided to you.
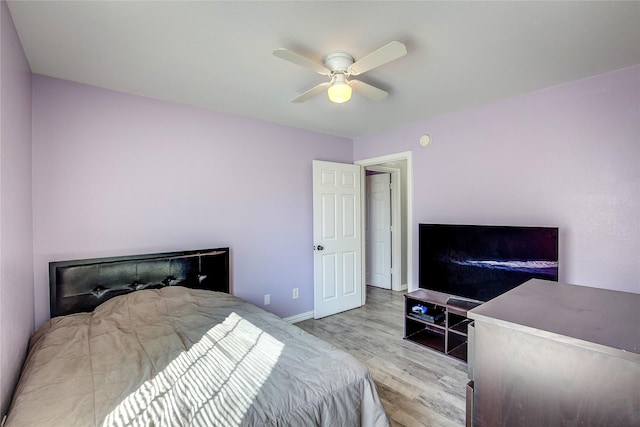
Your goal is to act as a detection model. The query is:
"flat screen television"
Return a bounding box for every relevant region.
[419,224,559,302]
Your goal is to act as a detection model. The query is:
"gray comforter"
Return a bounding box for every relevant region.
[6,287,389,426]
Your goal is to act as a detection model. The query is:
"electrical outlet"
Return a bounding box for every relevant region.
[264,294,270,305]
[292,288,299,299]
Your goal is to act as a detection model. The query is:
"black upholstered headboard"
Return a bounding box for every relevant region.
[49,248,230,318]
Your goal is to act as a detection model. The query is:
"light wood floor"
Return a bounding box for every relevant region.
[297,286,467,427]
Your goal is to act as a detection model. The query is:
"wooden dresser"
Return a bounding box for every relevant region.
[466,278,640,427]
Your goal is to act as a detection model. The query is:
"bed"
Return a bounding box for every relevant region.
[5,248,389,426]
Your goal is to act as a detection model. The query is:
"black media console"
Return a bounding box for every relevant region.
[404,289,482,362]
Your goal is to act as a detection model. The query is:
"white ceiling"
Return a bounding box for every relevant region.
[7,1,640,139]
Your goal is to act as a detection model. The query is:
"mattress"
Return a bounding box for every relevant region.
[6,287,389,426]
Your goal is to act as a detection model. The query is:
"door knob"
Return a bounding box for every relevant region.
[317,245,324,251]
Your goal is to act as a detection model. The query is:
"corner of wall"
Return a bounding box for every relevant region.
[0,0,35,416]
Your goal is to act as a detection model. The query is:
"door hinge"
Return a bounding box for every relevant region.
[389,182,392,190]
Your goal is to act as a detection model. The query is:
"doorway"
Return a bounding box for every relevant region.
[356,151,412,299]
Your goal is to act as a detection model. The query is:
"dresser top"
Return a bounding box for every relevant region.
[468,279,640,358]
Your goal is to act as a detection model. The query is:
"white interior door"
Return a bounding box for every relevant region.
[313,160,362,319]
[366,173,392,289]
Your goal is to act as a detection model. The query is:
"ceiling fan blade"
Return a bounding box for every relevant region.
[350,80,389,101]
[273,48,331,75]
[348,41,407,76]
[291,82,331,103]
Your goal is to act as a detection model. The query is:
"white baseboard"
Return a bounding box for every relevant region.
[283,310,314,324]
[392,283,409,292]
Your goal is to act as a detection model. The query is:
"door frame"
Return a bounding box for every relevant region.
[365,167,400,291]
[356,151,412,303]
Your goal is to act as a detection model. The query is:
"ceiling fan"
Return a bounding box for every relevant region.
[273,41,407,104]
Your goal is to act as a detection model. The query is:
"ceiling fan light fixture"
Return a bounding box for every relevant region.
[327,74,352,104]
[274,41,406,104]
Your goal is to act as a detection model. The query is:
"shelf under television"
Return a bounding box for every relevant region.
[404,329,446,354]
[404,289,482,363]
[448,342,467,362]
[449,318,473,336]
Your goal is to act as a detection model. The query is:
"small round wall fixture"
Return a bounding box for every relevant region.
[419,134,432,146]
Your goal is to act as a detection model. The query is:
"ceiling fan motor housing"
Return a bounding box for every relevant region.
[323,52,355,74]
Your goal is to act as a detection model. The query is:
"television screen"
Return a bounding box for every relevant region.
[419,224,559,302]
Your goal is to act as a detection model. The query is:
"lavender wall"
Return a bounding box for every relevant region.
[32,75,352,327]
[354,65,640,295]
[0,0,34,415]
